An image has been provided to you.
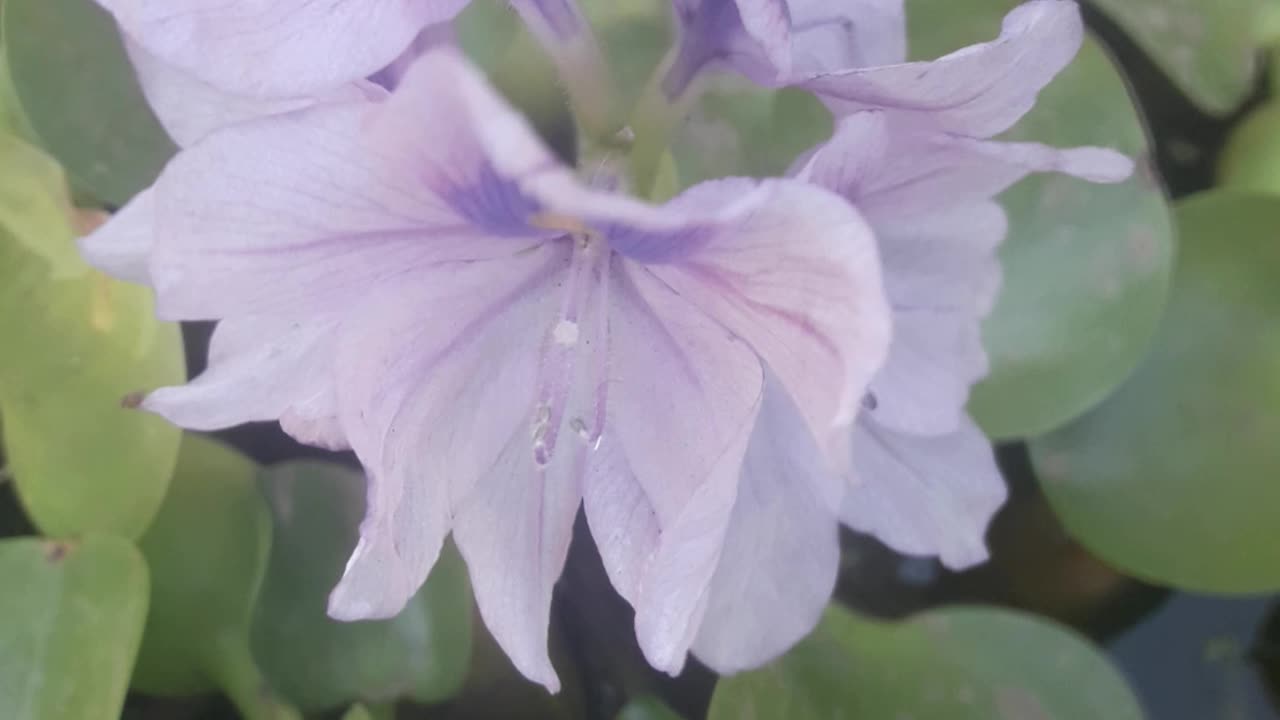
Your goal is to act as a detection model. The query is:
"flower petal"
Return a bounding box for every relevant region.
[637,178,892,460]
[141,314,341,442]
[123,40,343,147]
[863,203,1005,434]
[581,437,660,605]
[77,186,155,284]
[789,0,906,71]
[149,50,565,320]
[800,111,1132,434]
[800,0,1083,137]
[327,245,567,625]
[451,414,582,693]
[605,261,765,675]
[803,112,1133,222]
[666,0,791,95]
[691,376,840,674]
[842,414,1007,569]
[97,0,469,97]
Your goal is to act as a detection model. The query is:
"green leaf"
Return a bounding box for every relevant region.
[1217,101,1280,194]
[251,461,473,712]
[0,133,80,276]
[1090,0,1266,115]
[0,135,184,540]
[671,83,832,189]
[708,605,1144,720]
[907,0,1176,439]
[2,0,175,207]
[617,696,684,720]
[1030,191,1280,594]
[134,435,300,720]
[0,536,149,720]
[340,705,373,720]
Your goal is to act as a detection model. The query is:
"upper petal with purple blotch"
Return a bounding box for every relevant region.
[141,51,576,321]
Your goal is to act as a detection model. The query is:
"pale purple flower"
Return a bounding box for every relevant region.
[786,3,1135,566]
[82,50,892,688]
[78,0,1142,689]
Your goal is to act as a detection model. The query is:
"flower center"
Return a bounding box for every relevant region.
[530,233,611,467]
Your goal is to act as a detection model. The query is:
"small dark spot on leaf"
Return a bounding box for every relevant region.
[44,541,71,563]
[121,391,146,409]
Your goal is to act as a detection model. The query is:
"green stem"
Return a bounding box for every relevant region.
[627,51,698,199]
[554,38,620,143]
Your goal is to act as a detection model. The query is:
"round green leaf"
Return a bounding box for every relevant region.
[2,0,175,207]
[708,605,1144,720]
[0,536,149,720]
[617,696,684,720]
[1090,0,1267,115]
[0,133,79,278]
[1218,101,1280,194]
[251,461,473,712]
[907,0,1176,439]
[1031,191,1280,594]
[0,136,184,540]
[134,435,300,720]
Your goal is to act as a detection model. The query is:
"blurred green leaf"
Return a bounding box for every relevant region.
[457,1,574,160]
[0,133,79,275]
[1091,0,1266,115]
[672,83,832,188]
[617,696,684,720]
[0,135,184,540]
[1031,191,1280,594]
[907,0,1176,439]
[340,705,374,720]
[0,52,34,145]
[1218,101,1280,193]
[0,536,148,720]
[2,0,175,207]
[708,605,1144,720]
[251,461,473,712]
[134,435,300,720]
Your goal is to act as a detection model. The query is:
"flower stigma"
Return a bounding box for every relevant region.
[531,229,611,467]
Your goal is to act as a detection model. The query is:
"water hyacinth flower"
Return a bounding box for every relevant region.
[83,49,892,688]
[799,110,1131,567]
[782,0,1135,566]
[77,0,1137,692]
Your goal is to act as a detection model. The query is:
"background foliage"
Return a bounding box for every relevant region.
[1,0,1278,718]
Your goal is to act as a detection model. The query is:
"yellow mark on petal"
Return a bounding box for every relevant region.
[531,212,591,236]
[89,271,115,333]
